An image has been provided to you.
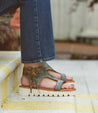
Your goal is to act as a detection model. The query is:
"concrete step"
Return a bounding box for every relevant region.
[0,51,23,112]
[0,53,98,113]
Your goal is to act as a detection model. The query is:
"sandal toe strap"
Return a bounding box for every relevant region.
[61,73,66,81]
[54,80,64,91]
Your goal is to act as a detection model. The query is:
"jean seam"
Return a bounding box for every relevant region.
[22,55,55,63]
[34,0,42,59]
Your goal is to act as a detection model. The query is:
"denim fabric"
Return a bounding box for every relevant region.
[0,0,55,64]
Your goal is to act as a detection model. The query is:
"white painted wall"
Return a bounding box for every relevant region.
[51,0,98,40]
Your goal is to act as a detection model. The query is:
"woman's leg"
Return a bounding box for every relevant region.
[20,0,55,63]
[0,0,55,61]
[0,0,74,89]
[20,0,74,89]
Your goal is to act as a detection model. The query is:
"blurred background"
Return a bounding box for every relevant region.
[0,0,98,60]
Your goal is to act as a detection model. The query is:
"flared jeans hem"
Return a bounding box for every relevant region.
[0,0,56,64]
[21,55,55,64]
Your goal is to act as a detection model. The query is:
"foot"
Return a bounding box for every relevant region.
[21,65,74,89]
[21,76,74,89]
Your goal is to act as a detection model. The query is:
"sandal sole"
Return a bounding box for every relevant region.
[19,85,76,97]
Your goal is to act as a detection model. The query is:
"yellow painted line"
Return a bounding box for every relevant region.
[21,64,24,75]
[2,101,75,110]
[1,77,8,107]
[14,59,21,66]
[94,105,98,111]
[0,60,21,108]
[0,57,20,61]
[0,65,11,107]
[90,95,98,99]
[0,52,20,54]
[13,67,19,93]
[77,105,93,111]
[75,94,98,99]
[0,58,21,67]
[0,65,12,78]
[2,100,98,112]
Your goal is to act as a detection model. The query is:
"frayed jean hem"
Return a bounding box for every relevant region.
[21,56,55,64]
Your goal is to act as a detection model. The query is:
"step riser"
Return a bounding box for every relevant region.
[0,52,22,111]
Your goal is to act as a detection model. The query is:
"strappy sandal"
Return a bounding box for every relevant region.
[41,61,75,84]
[19,66,76,97]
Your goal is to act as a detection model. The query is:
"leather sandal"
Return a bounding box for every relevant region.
[41,61,75,84]
[19,66,76,97]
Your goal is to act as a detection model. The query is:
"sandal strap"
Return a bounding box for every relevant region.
[61,73,66,81]
[42,62,67,82]
[23,66,43,92]
[23,66,63,93]
[36,68,62,87]
[54,80,64,91]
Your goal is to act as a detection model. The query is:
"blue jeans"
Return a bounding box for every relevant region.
[0,0,55,64]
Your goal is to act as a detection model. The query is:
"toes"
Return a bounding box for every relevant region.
[67,84,74,89]
[66,76,73,80]
[62,83,74,89]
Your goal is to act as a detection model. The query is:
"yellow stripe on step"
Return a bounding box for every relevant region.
[0,52,20,54]
[0,65,12,78]
[77,105,93,111]
[94,105,98,111]
[0,65,11,107]
[0,57,20,61]
[14,59,21,66]
[13,67,19,93]
[2,101,75,110]
[0,58,21,67]
[77,105,98,112]
[75,94,98,99]
[1,77,8,107]
[2,100,98,112]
